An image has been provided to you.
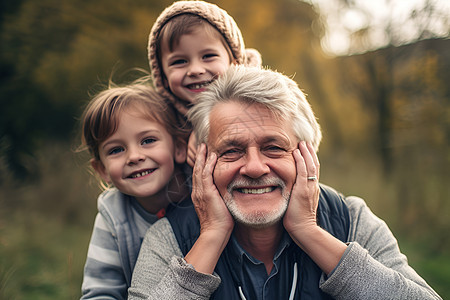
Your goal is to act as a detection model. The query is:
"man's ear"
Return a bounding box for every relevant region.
[90,158,111,183]
[174,140,187,164]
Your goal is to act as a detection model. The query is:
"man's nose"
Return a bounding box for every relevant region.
[240,148,270,178]
[127,146,145,164]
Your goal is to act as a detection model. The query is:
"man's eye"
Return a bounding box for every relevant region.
[108,147,124,155]
[263,146,287,157]
[219,149,243,161]
[142,138,156,145]
[267,146,284,151]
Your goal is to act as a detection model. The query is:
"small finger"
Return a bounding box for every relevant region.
[306,142,319,167]
[299,141,317,181]
[306,142,320,180]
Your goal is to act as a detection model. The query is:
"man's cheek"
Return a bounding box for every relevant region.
[213,162,232,179]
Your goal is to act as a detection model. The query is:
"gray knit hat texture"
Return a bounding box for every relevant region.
[148,0,262,115]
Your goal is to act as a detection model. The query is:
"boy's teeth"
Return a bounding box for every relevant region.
[240,187,273,194]
[131,170,152,178]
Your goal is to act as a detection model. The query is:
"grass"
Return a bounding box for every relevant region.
[0,212,94,299]
[0,142,98,300]
[0,142,448,299]
[398,237,450,297]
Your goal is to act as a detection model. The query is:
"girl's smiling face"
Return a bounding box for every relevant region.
[92,108,186,205]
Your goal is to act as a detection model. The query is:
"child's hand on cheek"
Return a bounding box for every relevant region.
[186,133,198,167]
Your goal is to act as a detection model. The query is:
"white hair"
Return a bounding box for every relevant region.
[187,65,322,151]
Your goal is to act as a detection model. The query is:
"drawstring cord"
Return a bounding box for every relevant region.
[238,286,246,300]
[289,262,298,300]
[237,262,298,300]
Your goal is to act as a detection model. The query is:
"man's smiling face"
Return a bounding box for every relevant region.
[208,100,298,228]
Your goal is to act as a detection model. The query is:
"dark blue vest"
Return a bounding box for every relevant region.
[166,184,350,299]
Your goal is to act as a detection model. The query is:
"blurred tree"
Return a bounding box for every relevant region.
[1,0,341,178]
[307,0,450,54]
[216,0,344,150]
[1,0,448,186]
[334,33,449,248]
[0,0,162,178]
[309,0,449,174]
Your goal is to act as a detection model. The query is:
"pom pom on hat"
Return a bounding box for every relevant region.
[244,48,262,67]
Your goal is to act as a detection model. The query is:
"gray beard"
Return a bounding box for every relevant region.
[223,176,290,229]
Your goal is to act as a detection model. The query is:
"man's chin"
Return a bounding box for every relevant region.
[225,201,288,229]
[235,215,284,229]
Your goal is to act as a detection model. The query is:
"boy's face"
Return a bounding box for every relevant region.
[92,109,186,206]
[161,26,232,104]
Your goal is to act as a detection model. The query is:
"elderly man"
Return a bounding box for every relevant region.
[128,66,441,299]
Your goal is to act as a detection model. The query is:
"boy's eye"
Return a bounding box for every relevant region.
[108,147,124,155]
[142,138,157,145]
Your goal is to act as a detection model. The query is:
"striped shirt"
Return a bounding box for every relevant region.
[81,188,160,299]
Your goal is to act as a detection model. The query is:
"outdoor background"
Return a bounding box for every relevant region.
[0,0,448,298]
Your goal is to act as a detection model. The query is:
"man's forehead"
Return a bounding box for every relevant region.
[209,100,274,124]
[208,101,296,148]
[209,102,272,131]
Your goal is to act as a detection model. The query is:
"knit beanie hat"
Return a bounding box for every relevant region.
[148,0,262,115]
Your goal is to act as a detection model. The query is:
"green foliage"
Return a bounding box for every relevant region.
[0,142,99,299]
[398,238,450,297]
[0,213,92,299]
[0,0,160,177]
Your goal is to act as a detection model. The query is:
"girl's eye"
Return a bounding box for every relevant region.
[108,147,124,155]
[142,138,157,145]
[170,59,186,66]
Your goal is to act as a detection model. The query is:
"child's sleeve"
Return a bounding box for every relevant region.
[81,213,127,299]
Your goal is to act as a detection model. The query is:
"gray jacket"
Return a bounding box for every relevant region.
[128,195,442,300]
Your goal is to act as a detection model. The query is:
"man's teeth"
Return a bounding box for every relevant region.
[131,170,152,178]
[240,187,274,194]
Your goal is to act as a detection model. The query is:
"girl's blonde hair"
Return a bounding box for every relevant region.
[80,79,188,162]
